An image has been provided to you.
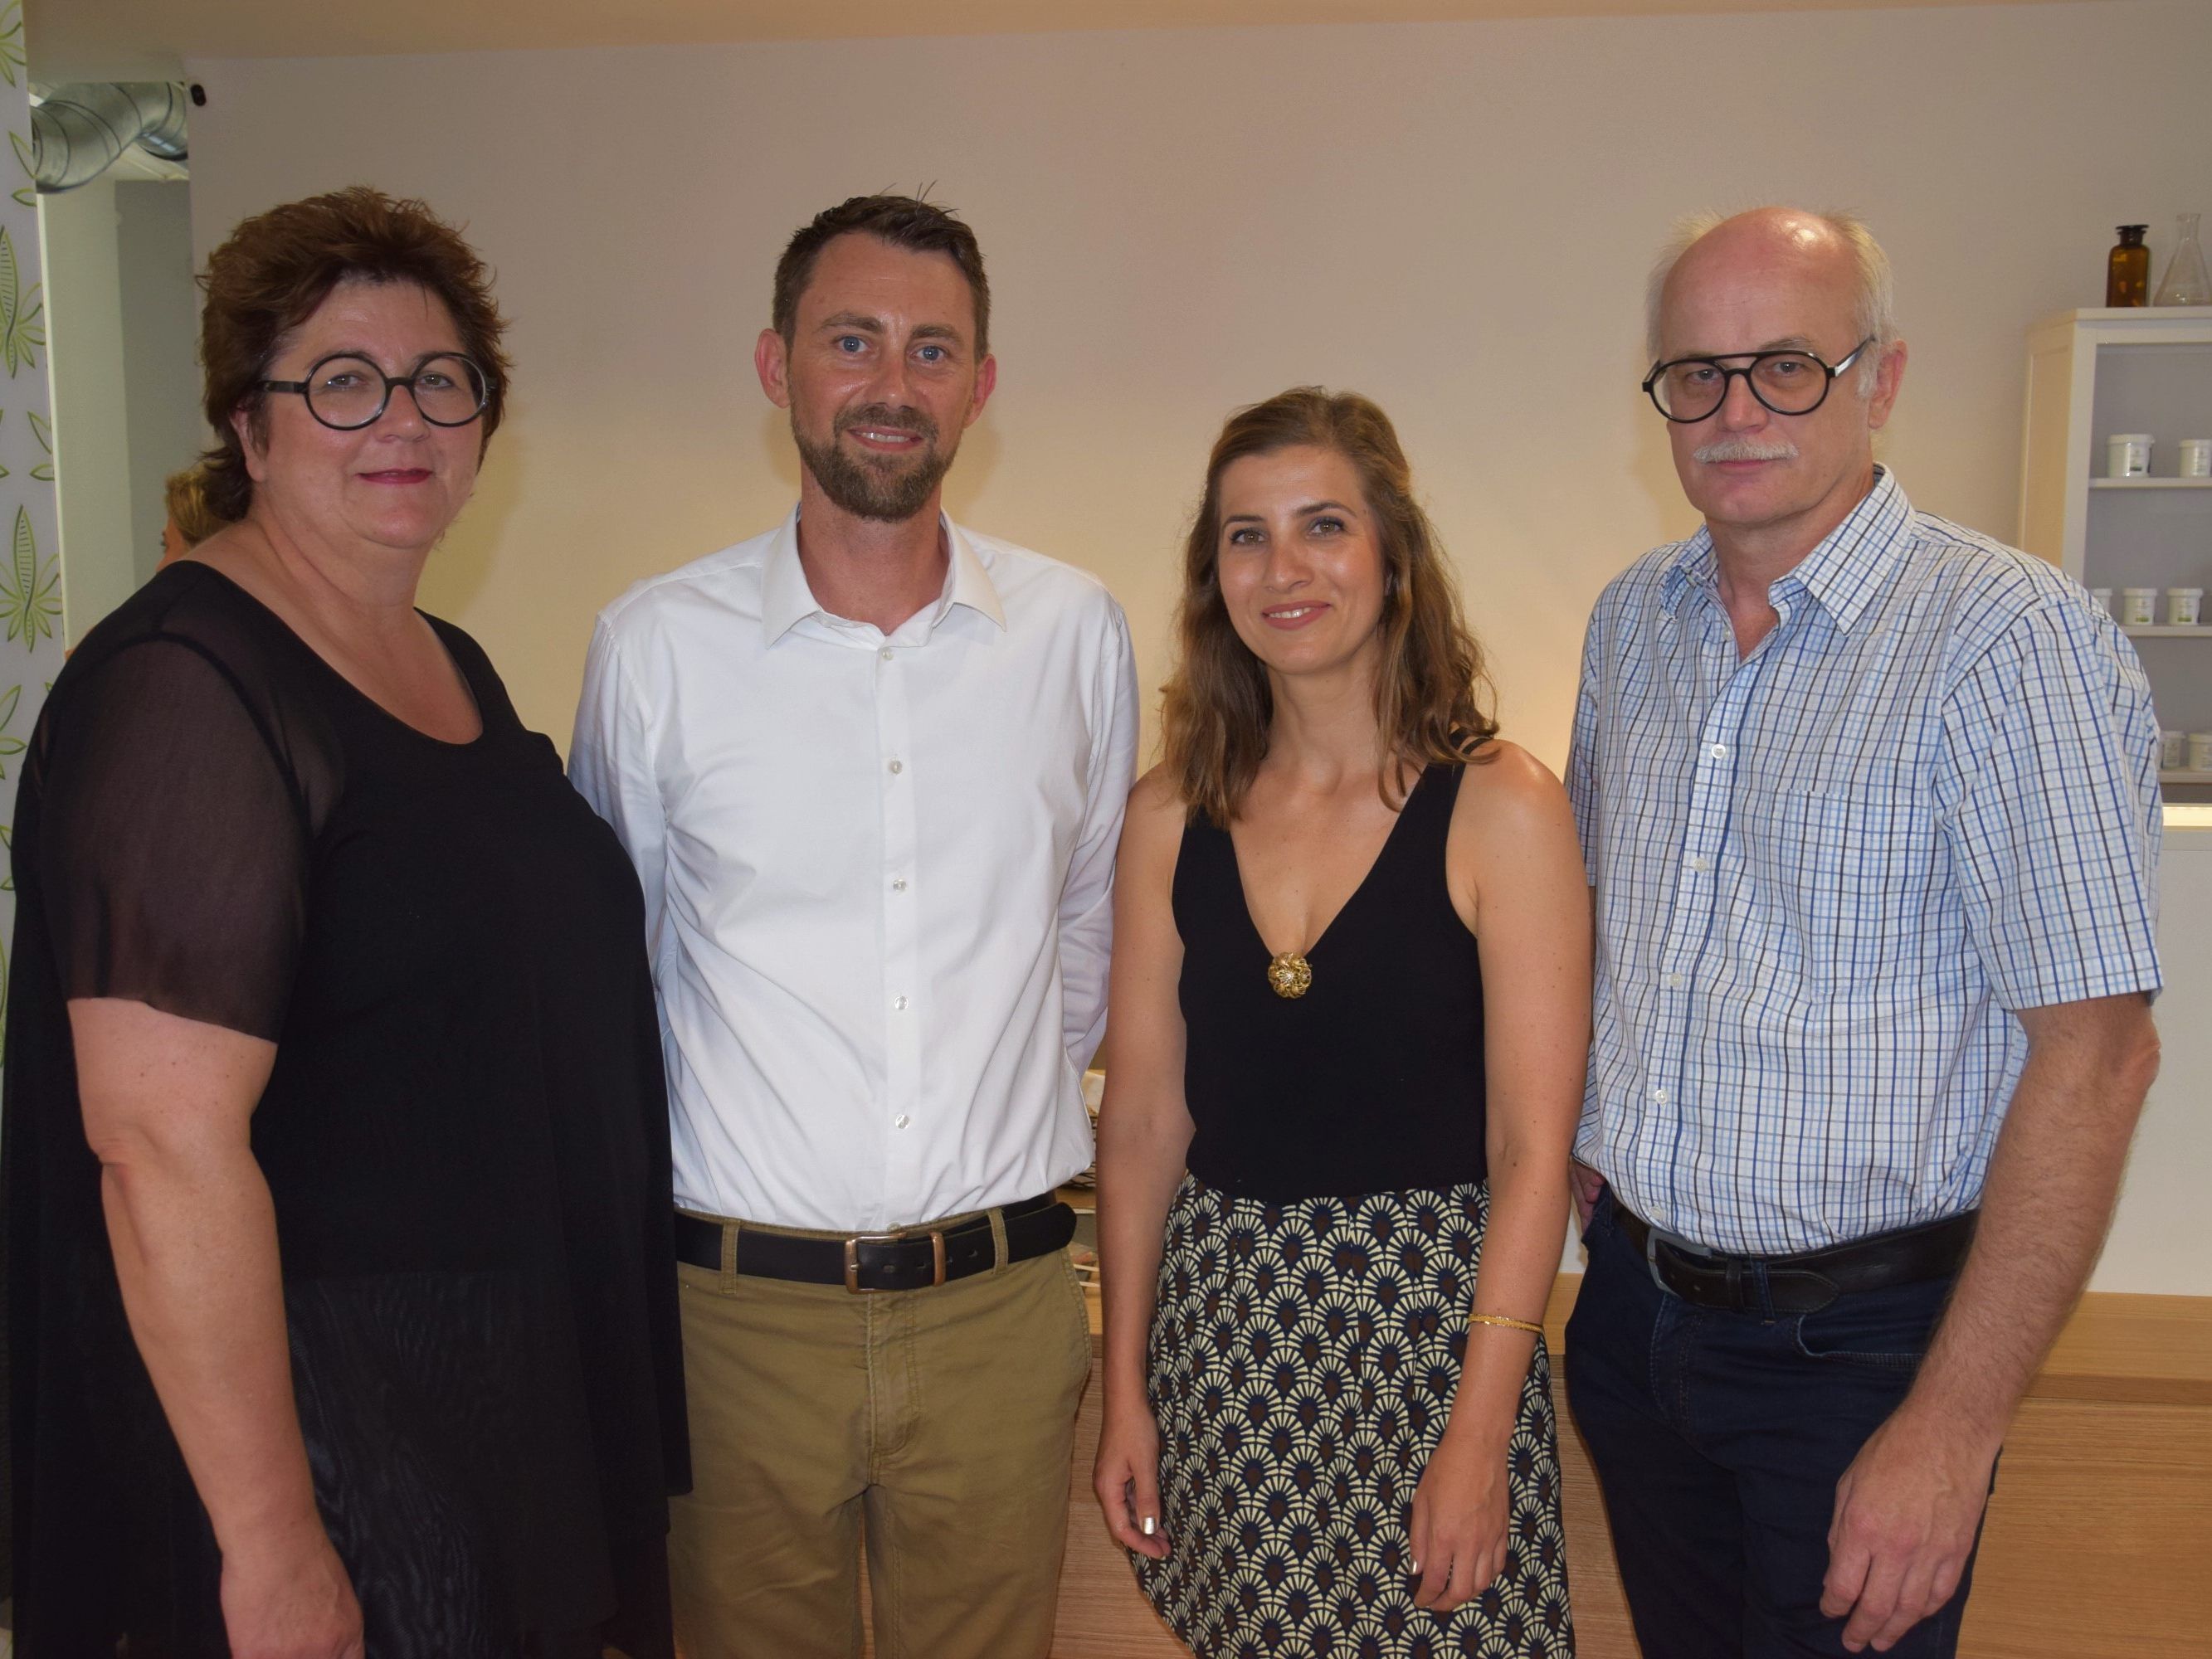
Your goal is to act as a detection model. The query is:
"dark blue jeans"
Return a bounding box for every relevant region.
[1564,1190,1990,1659]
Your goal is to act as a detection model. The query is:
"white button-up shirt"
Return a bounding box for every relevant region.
[571,510,1139,1231]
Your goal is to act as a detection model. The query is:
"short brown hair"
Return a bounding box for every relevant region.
[1161,388,1498,825]
[772,194,991,358]
[197,186,511,524]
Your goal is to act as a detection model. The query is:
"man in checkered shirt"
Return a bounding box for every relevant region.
[1565,207,2162,1659]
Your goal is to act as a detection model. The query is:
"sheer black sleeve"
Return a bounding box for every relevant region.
[37,635,313,1041]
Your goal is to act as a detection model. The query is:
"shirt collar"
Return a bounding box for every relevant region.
[1659,466,1912,636]
[762,508,1008,644]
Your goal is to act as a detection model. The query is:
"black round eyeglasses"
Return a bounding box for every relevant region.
[259,352,493,431]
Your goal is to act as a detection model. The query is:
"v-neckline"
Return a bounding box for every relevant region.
[1225,767,1428,964]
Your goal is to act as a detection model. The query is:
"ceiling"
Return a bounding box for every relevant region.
[29,0,2085,83]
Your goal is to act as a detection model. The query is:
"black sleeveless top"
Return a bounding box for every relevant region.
[1172,763,1488,1202]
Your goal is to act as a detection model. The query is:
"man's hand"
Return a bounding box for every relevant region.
[1821,1401,1996,1652]
[1569,1160,1605,1232]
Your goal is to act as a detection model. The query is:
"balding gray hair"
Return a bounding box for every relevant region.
[1644,208,1897,394]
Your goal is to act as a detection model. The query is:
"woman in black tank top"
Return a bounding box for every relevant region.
[1092,390,1591,1657]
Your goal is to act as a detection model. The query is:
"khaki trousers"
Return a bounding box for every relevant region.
[669,1211,1093,1659]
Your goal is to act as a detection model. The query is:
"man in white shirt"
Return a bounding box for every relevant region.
[571,194,1139,1659]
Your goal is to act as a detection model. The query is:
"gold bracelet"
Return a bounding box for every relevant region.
[1467,1313,1544,1336]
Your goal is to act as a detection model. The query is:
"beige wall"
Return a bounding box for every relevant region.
[182,2,2212,1290]
[186,2,2212,763]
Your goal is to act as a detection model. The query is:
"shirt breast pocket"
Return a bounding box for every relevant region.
[1749,783,1941,991]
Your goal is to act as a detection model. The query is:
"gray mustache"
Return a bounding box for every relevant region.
[1694,437,1800,463]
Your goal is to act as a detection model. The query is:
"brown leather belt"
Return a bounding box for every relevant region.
[1614,1203,1976,1315]
[674,1192,1075,1294]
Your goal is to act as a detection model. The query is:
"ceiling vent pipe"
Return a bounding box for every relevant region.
[31,82,190,193]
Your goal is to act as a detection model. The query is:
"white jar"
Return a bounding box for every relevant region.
[2180,439,2212,479]
[2120,586,2160,625]
[2091,587,2115,616]
[2190,733,2212,774]
[2169,588,2205,627]
[2163,730,2186,770]
[2108,434,2154,479]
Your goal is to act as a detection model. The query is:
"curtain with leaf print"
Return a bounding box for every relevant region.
[0,0,59,1615]
[0,0,56,1044]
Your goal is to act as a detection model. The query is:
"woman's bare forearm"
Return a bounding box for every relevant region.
[100,1143,324,1554]
[1097,1101,1194,1401]
[1445,1133,1566,1445]
[74,998,326,1563]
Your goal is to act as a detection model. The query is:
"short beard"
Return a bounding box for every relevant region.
[793,403,956,523]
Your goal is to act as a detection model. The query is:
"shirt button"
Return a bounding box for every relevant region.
[1707,742,1728,761]
[894,1114,910,1130]
[894,995,909,1010]
[1664,972,1685,989]
[1688,855,1710,873]
[1649,1085,1669,1104]
[888,759,904,775]
[879,647,894,661]
[892,878,908,892]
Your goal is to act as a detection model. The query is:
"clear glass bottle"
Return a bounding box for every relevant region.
[2153,211,2210,306]
[2107,225,2150,306]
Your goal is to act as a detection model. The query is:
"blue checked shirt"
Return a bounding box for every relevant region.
[1568,469,2162,1254]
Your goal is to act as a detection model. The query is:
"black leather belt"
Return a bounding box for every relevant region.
[1615,1203,1976,1315]
[674,1192,1075,1293]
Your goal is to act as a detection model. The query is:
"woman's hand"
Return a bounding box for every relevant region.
[1407,1424,1511,1613]
[220,1521,364,1658]
[1094,1395,1169,1560]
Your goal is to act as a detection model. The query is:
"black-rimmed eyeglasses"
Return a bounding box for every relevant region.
[259,352,493,431]
[1641,337,1875,424]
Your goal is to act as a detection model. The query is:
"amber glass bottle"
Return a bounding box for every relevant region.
[2108,225,2151,307]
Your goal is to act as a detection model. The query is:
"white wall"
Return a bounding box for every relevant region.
[42,176,202,641]
[2106,820,2212,1294]
[114,180,206,588]
[41,177,137,639]
[182,2,2212,1292]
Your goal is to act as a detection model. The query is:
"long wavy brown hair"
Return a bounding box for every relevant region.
[1161,387,1498,825]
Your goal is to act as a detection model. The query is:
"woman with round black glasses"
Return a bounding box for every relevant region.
[3,187,688,1657]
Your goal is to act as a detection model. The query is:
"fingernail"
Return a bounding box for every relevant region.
[1410,1558,1420,1574]
[1142,1515,1157,1536]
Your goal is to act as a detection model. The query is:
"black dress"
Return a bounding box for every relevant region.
[2,562,689,1657]
[1134,765,1574,1657]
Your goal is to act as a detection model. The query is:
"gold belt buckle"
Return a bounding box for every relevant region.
[844,1228,948,1293]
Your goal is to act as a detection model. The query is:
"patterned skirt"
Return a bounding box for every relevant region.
[1135,1176,1574,1658]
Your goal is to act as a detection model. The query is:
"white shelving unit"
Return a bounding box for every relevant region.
[2019,306,2212,797]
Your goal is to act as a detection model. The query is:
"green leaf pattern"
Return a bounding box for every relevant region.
[0,3,22,90]
[2,46,58,1057]
[0,503,56,645]
[0,224,44,375]
[9,128,31,209]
